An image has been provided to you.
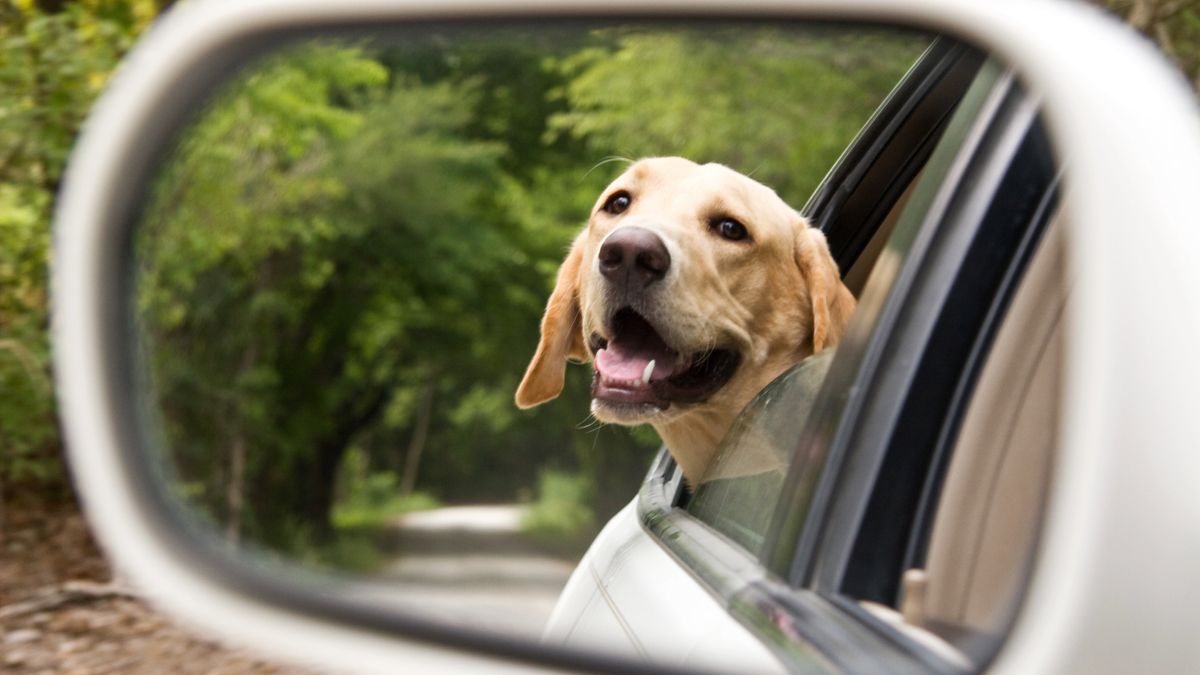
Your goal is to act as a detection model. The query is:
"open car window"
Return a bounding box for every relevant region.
[803,75,1058,671]
[645,52,1063,673]
[682,50,996,563]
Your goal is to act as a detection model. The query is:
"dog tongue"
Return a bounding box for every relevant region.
[594,315,678,384]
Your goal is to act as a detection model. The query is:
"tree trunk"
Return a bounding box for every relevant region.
[301,386,393,539]
[225,433,246,543]
[399,378,437,497]
[225,343,257,543]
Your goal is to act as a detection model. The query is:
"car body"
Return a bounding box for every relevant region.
[53,1,1200,673]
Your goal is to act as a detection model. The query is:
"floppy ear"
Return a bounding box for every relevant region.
[515,233,589,408]
[795,226,856,353]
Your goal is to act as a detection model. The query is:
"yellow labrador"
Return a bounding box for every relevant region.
[516,157,855,483]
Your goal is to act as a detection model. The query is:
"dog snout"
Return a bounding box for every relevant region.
[598,226,671,290]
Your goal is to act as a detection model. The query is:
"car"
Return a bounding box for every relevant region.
[544,39,1060,673]
[53,0,1200,673]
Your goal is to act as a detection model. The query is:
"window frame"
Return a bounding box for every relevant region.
[805,37,985,275]
[804,91,1060,671]
[638,47,1060,673]
[801,81,1056,599]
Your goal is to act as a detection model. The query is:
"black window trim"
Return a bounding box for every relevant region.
[901,150,1060,579]
[805,37,985,276]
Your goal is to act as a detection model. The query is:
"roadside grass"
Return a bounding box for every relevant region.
[332,489,440,530]
[520,469,596,559]
[313,470,440,572]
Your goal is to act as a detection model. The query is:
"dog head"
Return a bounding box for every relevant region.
[515,157,854,478]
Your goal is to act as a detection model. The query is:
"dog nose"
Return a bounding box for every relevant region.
[598,227,671,288]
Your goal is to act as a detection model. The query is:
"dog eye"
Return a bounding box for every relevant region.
[602,191,632,215]
[713,217,749,242]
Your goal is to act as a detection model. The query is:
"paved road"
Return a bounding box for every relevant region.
[372,504,577,640]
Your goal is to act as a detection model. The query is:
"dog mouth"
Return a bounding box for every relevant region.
[590,307,740,412]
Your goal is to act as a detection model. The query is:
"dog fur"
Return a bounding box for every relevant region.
[516,157,855,483]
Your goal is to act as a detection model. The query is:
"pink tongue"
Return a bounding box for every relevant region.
[594,338,678,383]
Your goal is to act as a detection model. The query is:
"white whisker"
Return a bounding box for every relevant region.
[584,155,634,179]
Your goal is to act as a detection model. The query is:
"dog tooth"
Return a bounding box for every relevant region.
[642,360,655,385]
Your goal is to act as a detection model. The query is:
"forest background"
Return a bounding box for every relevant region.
[2,0,1197,569]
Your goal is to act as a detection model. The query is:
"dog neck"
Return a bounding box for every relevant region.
[654,410,740,486]
[651,350,819,486]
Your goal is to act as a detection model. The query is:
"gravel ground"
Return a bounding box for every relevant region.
[0,497,321,674]
[0,497,578,673]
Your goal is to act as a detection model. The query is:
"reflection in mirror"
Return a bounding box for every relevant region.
[133,23,928,641]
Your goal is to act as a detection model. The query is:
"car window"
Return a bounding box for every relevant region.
[821,87,1059,670]
[652,54,1064,672]
[684,58,1005,560]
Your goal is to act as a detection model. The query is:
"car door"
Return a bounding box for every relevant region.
[546,39,1062,674]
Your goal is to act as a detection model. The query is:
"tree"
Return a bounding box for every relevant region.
[0,0,154,514]
[547,26,925,207]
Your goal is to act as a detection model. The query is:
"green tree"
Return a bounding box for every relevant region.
[547,27,925,207]
[0,0,154,509]
[138,42,569,548]
[138,44,393,541]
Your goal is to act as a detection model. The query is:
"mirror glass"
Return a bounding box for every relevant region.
[132,21,929,643]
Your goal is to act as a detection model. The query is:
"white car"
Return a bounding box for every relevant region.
[54,1,1200,673]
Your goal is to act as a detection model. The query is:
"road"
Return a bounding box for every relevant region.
[372,504,578,640]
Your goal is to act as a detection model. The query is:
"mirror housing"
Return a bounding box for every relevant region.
[54,1,1200,673]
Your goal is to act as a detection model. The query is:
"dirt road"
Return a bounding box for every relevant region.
[373,504,578,640]
[1,498,577,671]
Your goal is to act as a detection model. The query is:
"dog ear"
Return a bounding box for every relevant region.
[795,226,856,353]
[516,233,589,408]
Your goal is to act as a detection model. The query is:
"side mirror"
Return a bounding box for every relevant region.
[53,1,1200,673]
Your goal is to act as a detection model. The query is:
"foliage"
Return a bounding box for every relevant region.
[520,469,596,558]
[332,449,439,530]
[0,0,153,498]
[304,530,385,573]
[549,27,921,206]
[138,42,510,549]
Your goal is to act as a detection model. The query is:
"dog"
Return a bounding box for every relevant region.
[515,157,855,484]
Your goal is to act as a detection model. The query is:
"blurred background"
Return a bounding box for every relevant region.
[135,24,924,566]
[1,0,1196,672]
[132,21,925,636]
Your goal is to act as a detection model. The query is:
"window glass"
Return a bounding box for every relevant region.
[685,59,1007,560]
[688,349,835,555]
